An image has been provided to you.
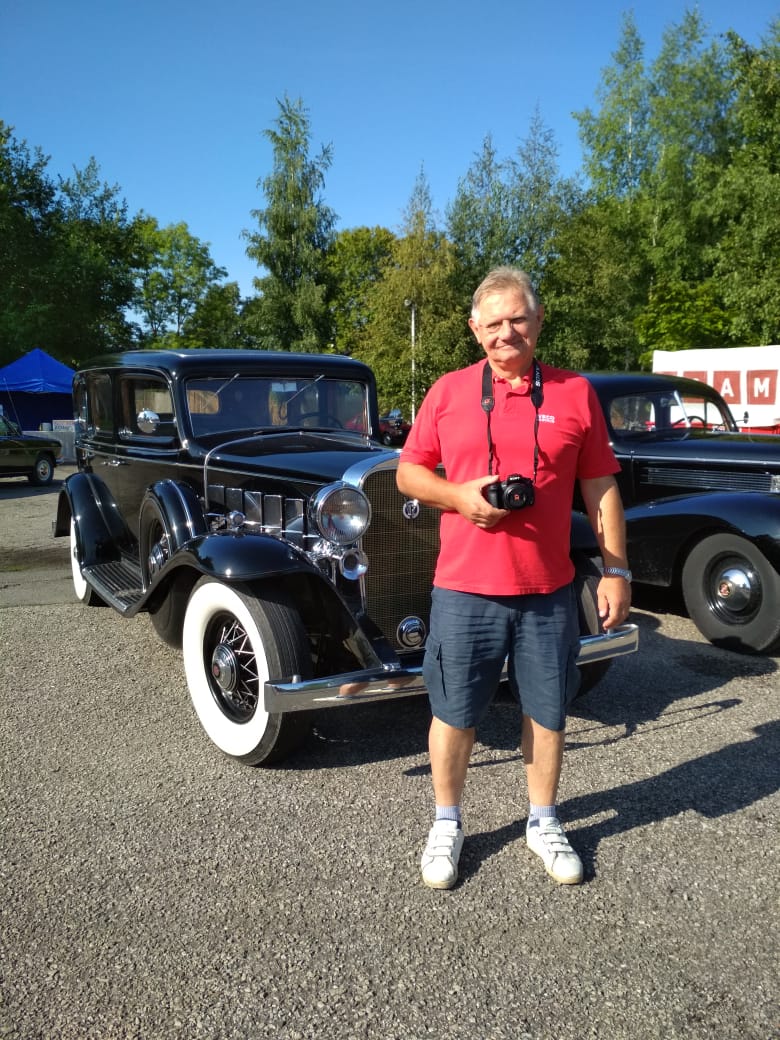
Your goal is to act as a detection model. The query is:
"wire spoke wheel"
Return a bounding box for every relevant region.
[183,578,311,765]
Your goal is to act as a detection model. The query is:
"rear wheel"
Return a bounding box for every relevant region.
[69,519,103,606]
[182,578,311,765]
[682,533,780,653]
[29,454,54,486]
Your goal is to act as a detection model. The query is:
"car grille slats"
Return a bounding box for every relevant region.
[360,468,440,654]
[642,466,776,493]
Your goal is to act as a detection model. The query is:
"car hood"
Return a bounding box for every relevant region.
[616,431,780,469]
[199,430,395,484]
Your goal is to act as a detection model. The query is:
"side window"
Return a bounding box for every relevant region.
[86,373,114,440]
[118,375,176,440]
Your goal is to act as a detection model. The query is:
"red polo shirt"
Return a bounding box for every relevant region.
[400,361,619,595]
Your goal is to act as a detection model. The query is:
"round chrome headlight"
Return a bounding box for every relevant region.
[310,483,371,545]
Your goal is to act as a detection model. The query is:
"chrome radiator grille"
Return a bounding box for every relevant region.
[360,468,440,654]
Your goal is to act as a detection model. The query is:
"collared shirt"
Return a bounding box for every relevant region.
[400,360,619,595]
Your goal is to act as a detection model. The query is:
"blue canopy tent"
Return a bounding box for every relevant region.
[0,348,75,430]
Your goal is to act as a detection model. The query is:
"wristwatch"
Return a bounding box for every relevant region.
[602,566,632,582]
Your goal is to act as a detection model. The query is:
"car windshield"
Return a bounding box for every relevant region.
[186,375,370,437]
[607,388,737,438]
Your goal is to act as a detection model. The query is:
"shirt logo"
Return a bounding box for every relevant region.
[539,413,556,423]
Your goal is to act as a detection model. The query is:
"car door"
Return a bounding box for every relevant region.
[111,372,183,541]
[0,415,33,475]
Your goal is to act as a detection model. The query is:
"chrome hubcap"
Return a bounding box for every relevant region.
[711,562,759,618]
[211,644,238,693]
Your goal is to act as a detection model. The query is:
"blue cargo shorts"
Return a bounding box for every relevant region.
[422,584,581,732]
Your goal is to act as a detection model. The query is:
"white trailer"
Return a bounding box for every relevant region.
[653,345,780,434]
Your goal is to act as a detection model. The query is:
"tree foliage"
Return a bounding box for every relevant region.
[0,125,137,365]
[243,96,336,351]
[327,226,395,357]
[133,218,227,343]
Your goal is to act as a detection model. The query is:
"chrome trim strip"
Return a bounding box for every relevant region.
[264,624,639,713]
[341,452,400,488]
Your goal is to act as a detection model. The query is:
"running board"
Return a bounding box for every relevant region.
[83,558,144,613]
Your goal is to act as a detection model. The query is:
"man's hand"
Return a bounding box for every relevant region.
[453,476,508,529]
[597,576,632,630]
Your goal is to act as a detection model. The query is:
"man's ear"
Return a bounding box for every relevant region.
[468,317,481,342]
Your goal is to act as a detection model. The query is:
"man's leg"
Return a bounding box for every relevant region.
[429,716,475,807]
[420,717,474,889]
[522,714,582,885]
[521,715,564,805]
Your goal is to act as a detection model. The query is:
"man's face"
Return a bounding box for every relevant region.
[468,289,544,376]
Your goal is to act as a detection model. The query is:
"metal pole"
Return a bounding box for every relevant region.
[404,298,417,423]
[410,301,416,423]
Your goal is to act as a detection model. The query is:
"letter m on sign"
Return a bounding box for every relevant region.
[748,370,777,405]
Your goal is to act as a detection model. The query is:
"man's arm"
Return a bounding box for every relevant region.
[396,461,506,529]
[579,474,631,630]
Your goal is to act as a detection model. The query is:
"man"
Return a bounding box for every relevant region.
[396,267,631,890]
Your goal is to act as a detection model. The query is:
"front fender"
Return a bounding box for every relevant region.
[626,492,780,585]
[161,532,383,674]
[169,530,320,582]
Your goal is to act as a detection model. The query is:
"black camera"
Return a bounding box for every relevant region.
[484,474,535,510]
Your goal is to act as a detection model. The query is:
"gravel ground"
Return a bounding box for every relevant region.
[0,471,778,1040]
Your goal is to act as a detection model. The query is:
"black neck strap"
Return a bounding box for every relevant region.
[480,360,544,479]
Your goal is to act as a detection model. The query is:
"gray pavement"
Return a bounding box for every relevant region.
[0,472,778,1039]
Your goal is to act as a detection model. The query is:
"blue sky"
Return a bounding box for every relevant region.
[2,1,777,298]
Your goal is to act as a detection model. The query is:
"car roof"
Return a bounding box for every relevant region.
[583,371,723,398]
[77,349,374,379]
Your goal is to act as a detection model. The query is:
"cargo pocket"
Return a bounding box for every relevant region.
[422,635,445,703]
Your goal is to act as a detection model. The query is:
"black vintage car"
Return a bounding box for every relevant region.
[583,371,780,655]
[0,414,61,485]
[53,350,637,766]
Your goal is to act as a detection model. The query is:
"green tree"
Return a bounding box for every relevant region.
[55,158,137,356]
[243,95,336,351]
[182,282,249,349]
[134,218,227,343]
[0,124,58,364]
[447,113,578,315]
[575,12,654,200]
[634,279,730,360]
[0,127,136,364]
[705,24,780,343]
[541,195,648,371]
[327,226,395,356]
[358,170,467,416]
[447,134,515,300]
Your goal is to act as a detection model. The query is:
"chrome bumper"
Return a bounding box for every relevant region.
[264,623,639,714]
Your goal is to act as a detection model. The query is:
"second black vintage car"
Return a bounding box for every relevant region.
[0,414,61,485]
[54,350,638,766]
[583,371,780,655]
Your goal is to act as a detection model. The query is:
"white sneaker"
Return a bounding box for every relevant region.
[526,818,583,885]
[421,820,464,889]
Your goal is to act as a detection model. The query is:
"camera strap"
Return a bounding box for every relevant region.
[480,359,543,480]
